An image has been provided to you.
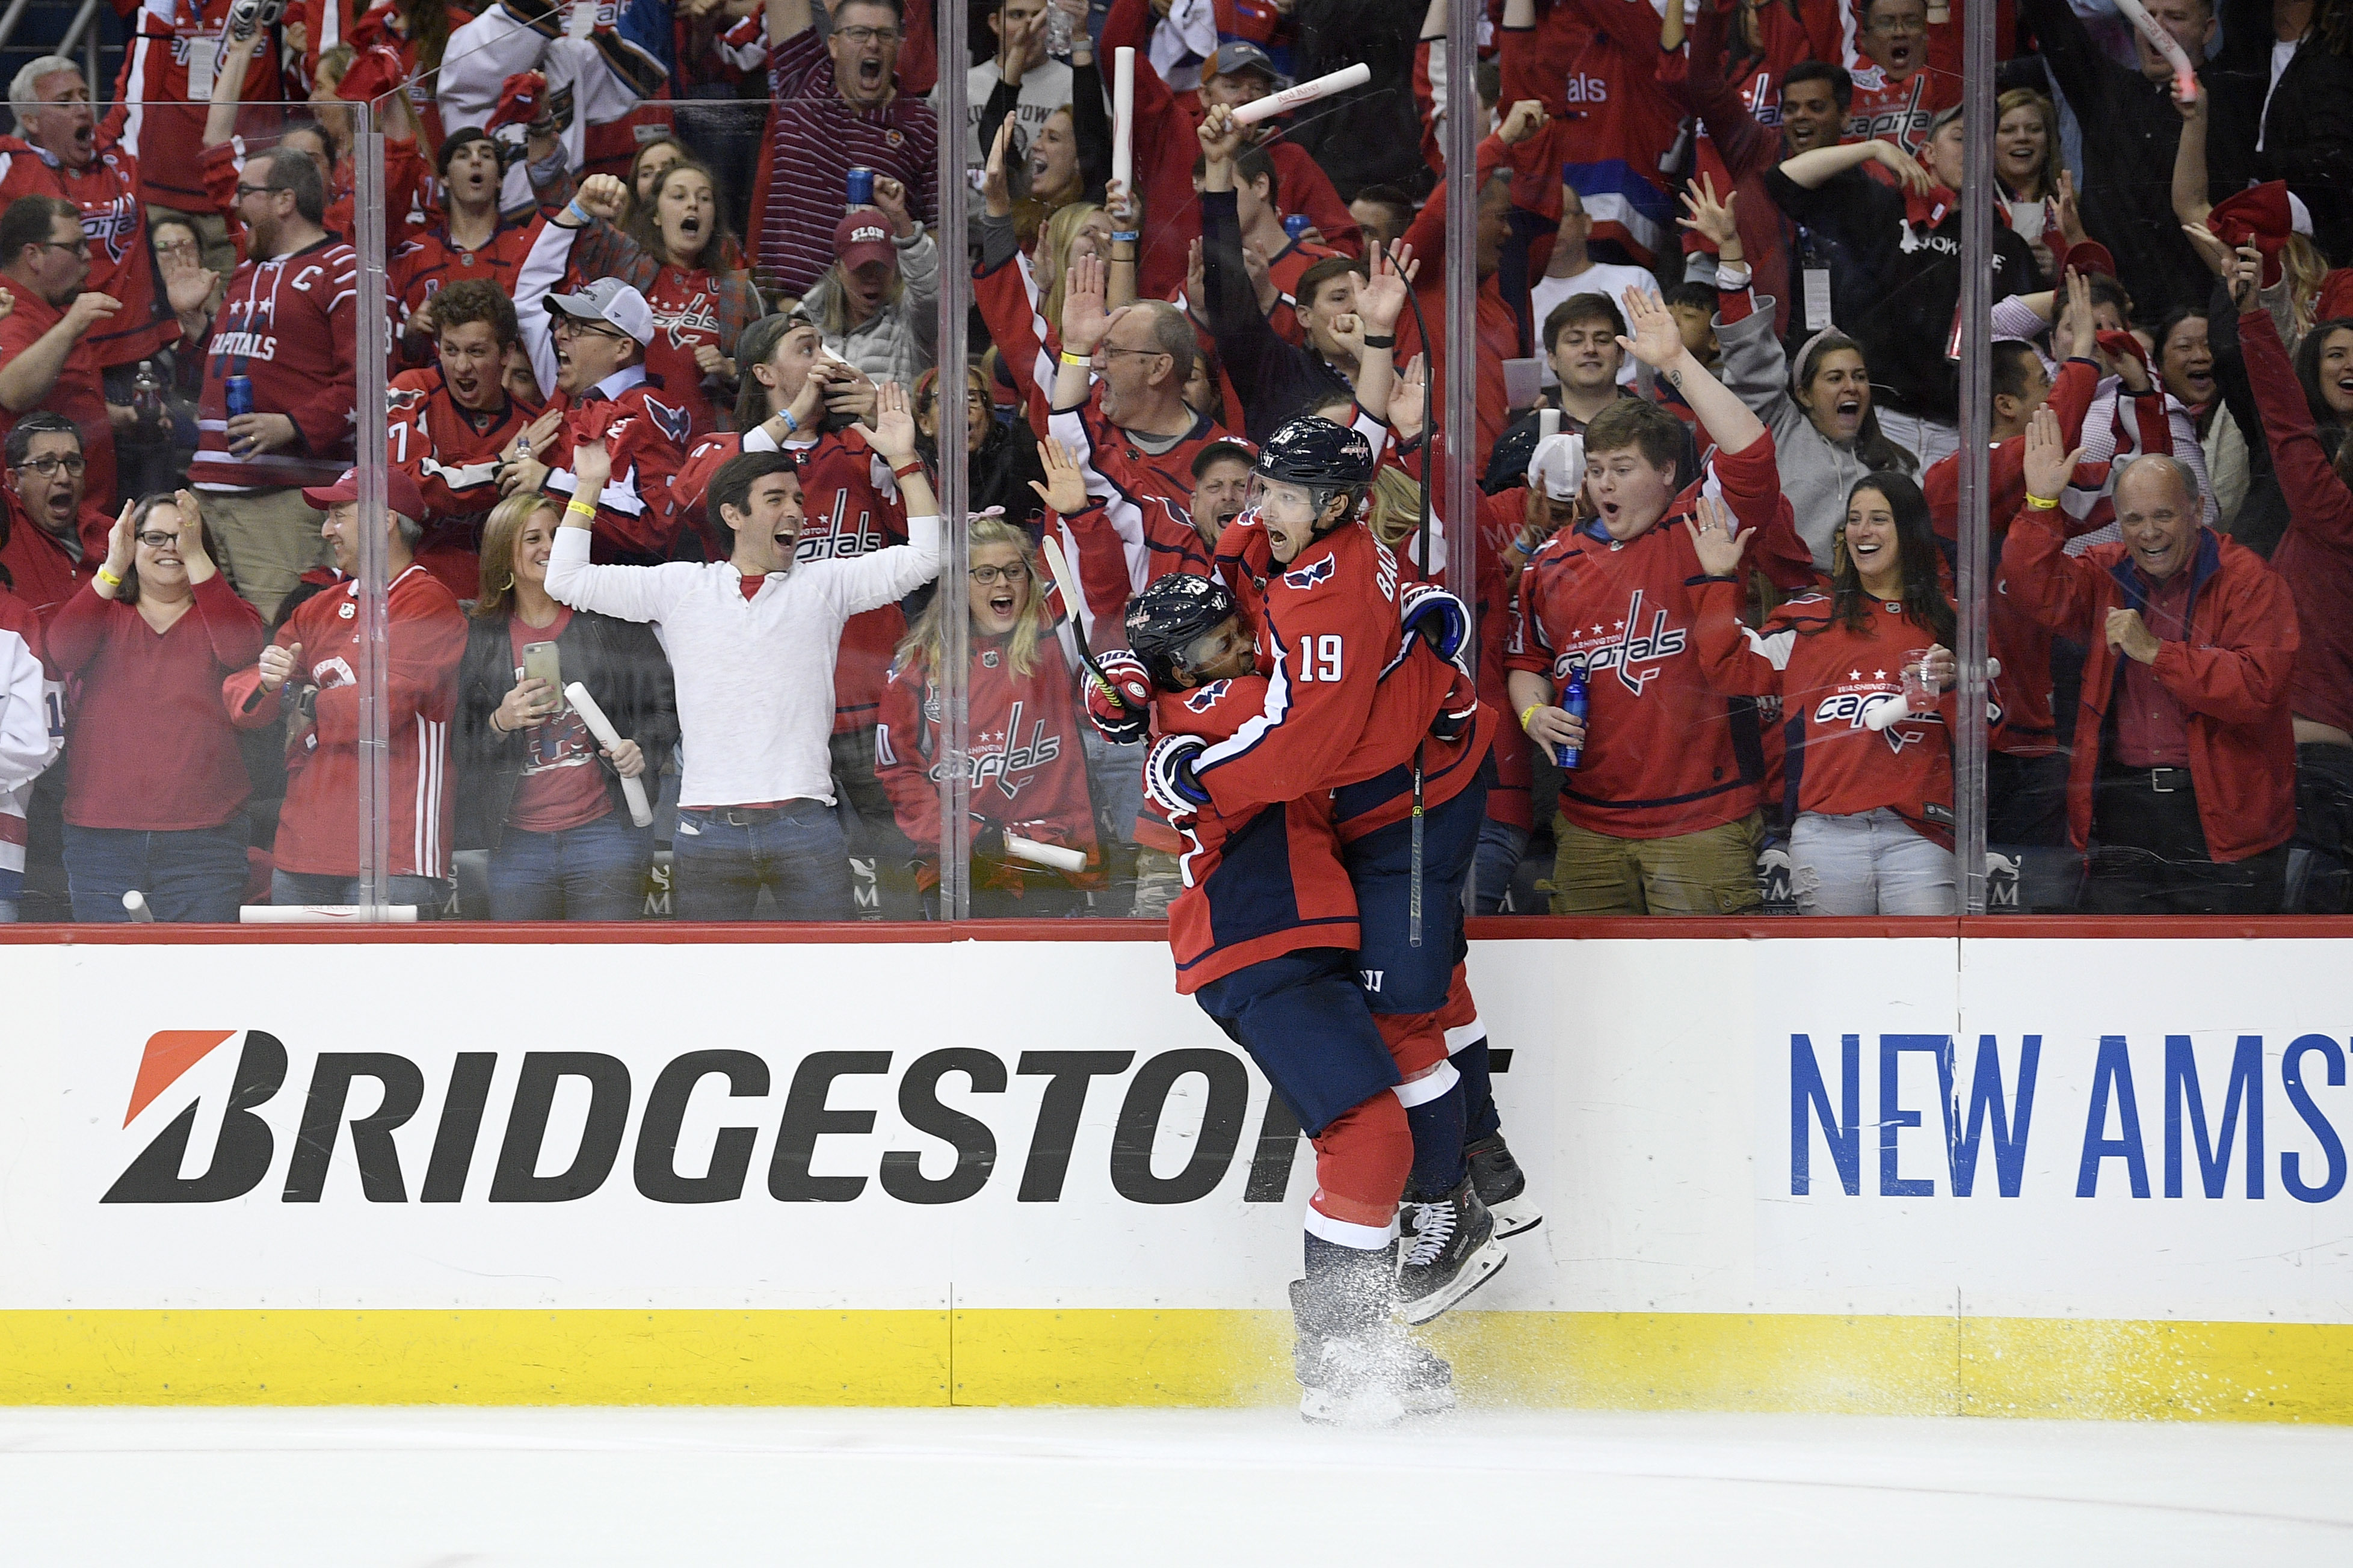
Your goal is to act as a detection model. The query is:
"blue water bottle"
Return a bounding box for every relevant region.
[1558,664,1588,770]
[224,374,254,419]
[1283,213,1311,241]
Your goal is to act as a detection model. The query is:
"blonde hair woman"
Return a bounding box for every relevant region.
[874,512,1102,917]
[455,493,678,920]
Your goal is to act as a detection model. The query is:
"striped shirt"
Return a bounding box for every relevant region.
[721,19,938,297]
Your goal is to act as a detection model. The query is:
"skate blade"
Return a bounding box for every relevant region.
[1402,1384,1458,1418]
[1399,1238,1509,1326]
[1485,1193,1544,1238]
[1298,1385,1409,1427]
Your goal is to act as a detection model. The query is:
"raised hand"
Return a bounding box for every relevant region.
[870,380,917,464]
[871,174,916,237]
[1027,436,1089,515]
[1683,495,1754,577]
[258,640,304,694]
[1197,103,1247,170]
[575,173,628,223]
[1872,138,1934,195]
[1105,177,1142,235]
[571,435,612,495]
[2225,241,2263,312]
[983,118,1016,220]
[1615,285,1686,372]
[2055,168,2087,247]
[1061,250,1111,354]
[2021,405,2083,504]
[1358,241,1416,334]
[1389,352,1428,440]
[96,499,137,595]
[2052,267,2093,361]
[173,489,216,583]
[1677,173,1741,261]
[1497,98,1549,146]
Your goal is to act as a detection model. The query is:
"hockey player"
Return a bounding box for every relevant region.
[1123,571,1463,1424]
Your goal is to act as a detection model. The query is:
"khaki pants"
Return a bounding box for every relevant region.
[148,205,239,281]
[203,486,328,625]
[1549,810,1765,916]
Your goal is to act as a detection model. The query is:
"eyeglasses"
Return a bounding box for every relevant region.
[233,183,284,201]
[35,237,88,257]
[969,562,1031,586]
[1101,346,1170,361]
[553,316,632,343]
[14,454,85,476]
[835,24,900,43]
[1867,12,1926,31]
[135,530,180,549]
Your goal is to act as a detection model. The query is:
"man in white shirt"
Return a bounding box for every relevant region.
[1528,182,1659,390]
[546,384,942,921]
[940,0,1084,167]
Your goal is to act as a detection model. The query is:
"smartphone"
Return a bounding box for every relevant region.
[521,641,565,711]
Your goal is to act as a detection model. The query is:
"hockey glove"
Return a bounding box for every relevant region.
[1399,583,1472,665]
[1144,734,1212,819]
[1084,650,1154,744]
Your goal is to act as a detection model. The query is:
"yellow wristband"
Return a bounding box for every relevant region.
[2023,493,2059,510]
[566,498,597,517]
[94,565,123,588]
[1518,704,1541,733]
[1059,349,1091,367]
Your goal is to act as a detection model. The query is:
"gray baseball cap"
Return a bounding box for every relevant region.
[546,276,655,346]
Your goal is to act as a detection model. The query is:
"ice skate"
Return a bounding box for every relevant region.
[1466,1132,1544,1238]
[1289,1276,1412,1425]
[1396,1177,1508,1324]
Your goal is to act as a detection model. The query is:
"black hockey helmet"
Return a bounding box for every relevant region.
[1124,573,1241,690]
[1255,414,1375,493]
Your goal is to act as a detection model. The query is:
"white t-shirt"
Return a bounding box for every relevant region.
[1531,263,1659,386]
[942,59,1080,167]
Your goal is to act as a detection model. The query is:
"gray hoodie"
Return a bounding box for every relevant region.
[1718,296,1901,572]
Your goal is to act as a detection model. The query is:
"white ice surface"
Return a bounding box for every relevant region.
[2,1406,2349,1564]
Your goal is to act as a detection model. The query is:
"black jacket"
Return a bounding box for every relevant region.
[2209,0,2353,266]
[1764,166,2040,423]
[2020,0,2245,316]
[1280,0,1433,200]
[1199,188,1355,443]
[455,606,679,852]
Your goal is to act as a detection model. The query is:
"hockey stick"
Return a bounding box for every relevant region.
[1396,247,1439,944]
[1040,532,1133,710]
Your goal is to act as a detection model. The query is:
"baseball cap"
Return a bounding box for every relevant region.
[834,209,898,272]
[1927,102,1964,138]
[1528,432,1586,503]
[1204,41,1288,88]
[545,276,655,346]
[1191,437,1257,478]
[302,464,428,523]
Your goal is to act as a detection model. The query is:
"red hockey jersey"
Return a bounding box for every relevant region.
[390,366,545,598]
[189,235,358,491]
[1690,577,1959,849]
[1500,0,1685,265]
[0,137,175,368]
[1045,389,1231,648]
[389,221,534,355]
[108,0,285,211]
[874,633,1103,896]
[1505,430,1815,838]
[223,563,467,878]
[536,367,693,565]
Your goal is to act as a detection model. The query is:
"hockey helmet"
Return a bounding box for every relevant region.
[1254,415,1375,496]
[1124,573,1243,690]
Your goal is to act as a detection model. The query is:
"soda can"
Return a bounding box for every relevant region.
[1283,213,1311,241]
[847,166,876,208]
[224,374,254,419]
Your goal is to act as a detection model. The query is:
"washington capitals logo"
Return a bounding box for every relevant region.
[1282,555,1336,591]
[661,292,721,351]
[643,395,691,447]
[1183,679,1232,712]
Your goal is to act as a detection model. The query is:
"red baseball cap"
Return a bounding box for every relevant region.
[302,465,429,524]
[834,209,898,273]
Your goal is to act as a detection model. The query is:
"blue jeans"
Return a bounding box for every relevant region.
[671,802,856,921]
[63,817,250,923]
[271,870,452,917]
[487,812,651,921]
[1790,808,1957,915]
[1470,818,1530,915]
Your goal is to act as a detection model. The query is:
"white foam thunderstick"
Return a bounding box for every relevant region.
[1229,61,1373,127]
[1004,832,1089,873]
[1110,47,1135,198]
[2112,0,2198,103]
[122,890,154,923]
[241,905,420,923]
[1864,657,2003,731]
[564,681,656,827]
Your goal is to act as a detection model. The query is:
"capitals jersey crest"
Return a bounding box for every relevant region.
[1281,554,1337,592]
[1182,678,1233,713]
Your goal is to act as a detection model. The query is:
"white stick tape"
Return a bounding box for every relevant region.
[2111,0,2197,102]
[1229,62,1372,127]
[565,681,656,828]
[1005,832,1089,873]
[1111,48,1135,198]
[240,905,420,923]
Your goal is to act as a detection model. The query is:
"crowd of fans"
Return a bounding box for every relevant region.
[0,0,2348,923]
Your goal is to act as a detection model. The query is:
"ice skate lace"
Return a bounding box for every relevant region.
[1403,1200,1457,1268]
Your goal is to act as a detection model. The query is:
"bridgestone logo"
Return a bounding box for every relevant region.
[99,1031,1351,1208]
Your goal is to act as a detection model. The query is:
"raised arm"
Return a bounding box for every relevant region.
[1618,284,1766,457]
[543,438,679,623]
